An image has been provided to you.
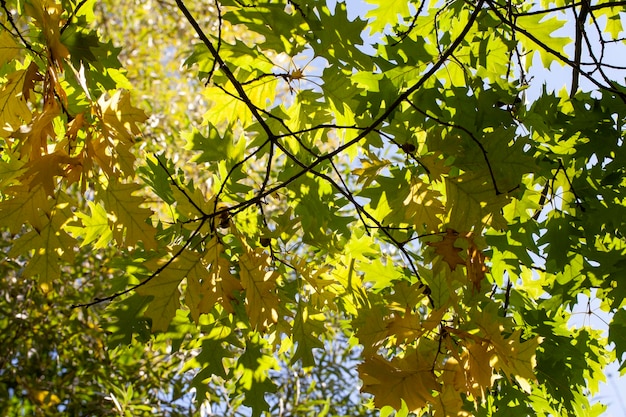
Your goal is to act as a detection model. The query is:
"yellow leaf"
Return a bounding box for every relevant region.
[403,178,445,233]
[293,259,337,310]
[352,153,391,187]
[386,311,425,343]
[26,0,69,67]
[0,68,33,130]
[0,185,50,233]
[470,306,540,392]
[421,152,451,182]
[99,181,158,250]
[462,341,497,399]
[432,383,468,417]
[98,90,147,144]
[490,329,541,392]
[28,388,61,407]
[359,353,439,412]
[354,303,391,357]
[138,249,207,331]
[7,197,76,284]
[64,201,113,249]
[21,99,61,160]
[239,247,280,330]
[196,237,243,316]
[466,238,487,293]
[20,150,82,196]
[0,30,20,66]
[385,307,446,345]
[202,76,277,132]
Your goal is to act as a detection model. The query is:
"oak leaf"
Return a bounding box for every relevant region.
[26,0,70,68]
[7,197,76,285]
[0,30,19,66]
[21,99,60,160]
[239,247,280,330]
[98,90,147,144]
[21,151,82,196]
[359,353,439,412]
[428,228,465,270]
[99,181,158,250]
[490,329,541,393]
[138,249,209,332]
[195,237,243,317]
[466,238,487,292]
[404,178,445,233]
[0,68,33,130]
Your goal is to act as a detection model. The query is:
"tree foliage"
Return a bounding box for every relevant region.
[1,0,626,415]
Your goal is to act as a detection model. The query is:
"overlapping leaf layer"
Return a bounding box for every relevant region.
[1,0,625,415]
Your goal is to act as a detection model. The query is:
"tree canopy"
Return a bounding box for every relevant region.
[2,0,626,415]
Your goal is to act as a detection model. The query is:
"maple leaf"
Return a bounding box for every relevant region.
[239,247,280,330]
[98,181,158,250]
[359,353,440,412]
[428,228,465,270]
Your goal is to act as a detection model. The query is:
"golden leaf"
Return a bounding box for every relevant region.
[404,178,445,233]
[466,238,487,292]
[239,247,280,330]
[428,228,465,270]
[26,0,70,68]
[98,90,147,144]
[0,30,20,67]
[138,249,208,332]
[20,150,82,196]
[462,341,497,399]
[359,353,440,412]
[196,237,243,316]
[99,181,158,250]
[0,68,33,130]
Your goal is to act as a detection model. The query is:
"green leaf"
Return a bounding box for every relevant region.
[517,14,571,68]
[65,201,113,248]
[364,0,410,34]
